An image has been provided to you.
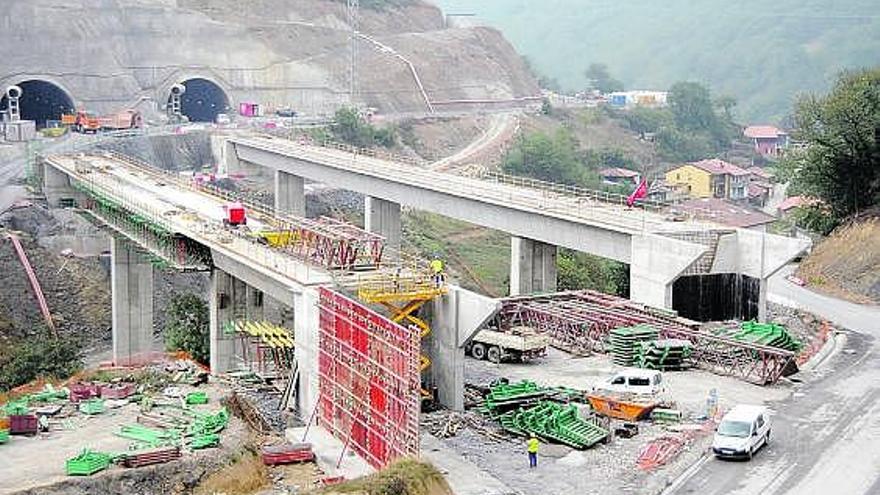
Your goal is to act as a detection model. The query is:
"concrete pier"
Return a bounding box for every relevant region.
[365,196,401,255]
[111,238,154,366]
[510,236,558,296]
[430,287,501,410]
[275,170,305,217]
[209,269,236,373]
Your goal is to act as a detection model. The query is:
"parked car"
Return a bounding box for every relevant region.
[593,369,664,395]
[712,404,771,460]
[276,108,298,118]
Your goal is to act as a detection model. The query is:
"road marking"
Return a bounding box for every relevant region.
[661,453,711,494]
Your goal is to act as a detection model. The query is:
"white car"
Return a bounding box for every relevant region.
[712,405,771,460]
[593,368,664,395]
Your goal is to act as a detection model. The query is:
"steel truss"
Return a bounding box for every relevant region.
[497,291,795,385]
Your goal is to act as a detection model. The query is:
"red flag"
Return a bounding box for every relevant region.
[627,179,648,207]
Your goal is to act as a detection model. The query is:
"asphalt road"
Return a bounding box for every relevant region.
[668,268,880,495]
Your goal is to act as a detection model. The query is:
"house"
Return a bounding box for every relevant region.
[777,196,818,217]
[664,159,750,201]
[673,198,776,231]
[606,91,668,109]
[745,167,774,207]
[744,126,789,157]
[600,167,641,187]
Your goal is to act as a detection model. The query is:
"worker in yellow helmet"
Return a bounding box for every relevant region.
[527,433,540,468]
[430,255,444,288]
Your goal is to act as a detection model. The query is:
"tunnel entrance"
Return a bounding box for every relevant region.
[170,78,230,123]
[672,274,760,322]
[0,80,74,128]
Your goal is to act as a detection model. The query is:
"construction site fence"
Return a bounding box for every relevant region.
[481,171,669,214]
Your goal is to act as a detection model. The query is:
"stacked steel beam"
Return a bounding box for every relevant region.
[496,291,796,385]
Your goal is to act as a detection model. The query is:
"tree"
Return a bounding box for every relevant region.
[331,107,396,148]
[557,249,629,297]
[165,293,210,365]
[0,331,82,392]
[503,129,590,185]
[668,82,719,132]
[779,68,880,222]
[585,63,624,94]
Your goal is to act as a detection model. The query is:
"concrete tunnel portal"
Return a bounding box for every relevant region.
[0,79,75,128]
[170,78,230,123]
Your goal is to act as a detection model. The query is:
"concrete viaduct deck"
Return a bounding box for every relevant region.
[41,152,499,413]
[226,136,810,311]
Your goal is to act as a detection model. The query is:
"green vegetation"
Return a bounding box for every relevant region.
[164,293,210,365]
[0,330,82,392]
[778,68,880,230]
[433,0,880,122]
[331,107,396,148]
[503,129,597,186]
[558,250,629,297]
[618,81,738,161]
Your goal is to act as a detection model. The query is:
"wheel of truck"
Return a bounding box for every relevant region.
[487,346,502,364]
[471,343,486,360]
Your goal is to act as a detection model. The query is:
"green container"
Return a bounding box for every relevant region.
[186,391,208,405]
[66,449,112,476]
[0,429,10,444]
[79,399,105,415]
[189,433,220,450]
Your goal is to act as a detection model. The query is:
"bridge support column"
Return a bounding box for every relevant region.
[509,237,557,296]
[274,170,305,217]
[429,287,501,411]
[111,238,154,366]
[43,162,82,208]
[365,196,401,256]
[758,277,768,323]
[293,288,320,416]
[210,269,237,373]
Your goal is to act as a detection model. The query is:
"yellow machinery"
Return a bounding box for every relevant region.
[227,320,295,373]
[356,269,448,399]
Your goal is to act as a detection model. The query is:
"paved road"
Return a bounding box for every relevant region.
[669,268,880,495]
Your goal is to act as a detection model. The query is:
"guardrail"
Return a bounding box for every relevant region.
[481,171,669,214]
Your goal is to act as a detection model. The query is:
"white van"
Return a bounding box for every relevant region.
[594,368,664,395]
[712,405,771,460]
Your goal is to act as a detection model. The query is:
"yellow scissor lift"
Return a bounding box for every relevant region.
[356,269,448,399]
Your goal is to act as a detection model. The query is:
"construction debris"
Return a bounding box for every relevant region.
[261,443,315,465]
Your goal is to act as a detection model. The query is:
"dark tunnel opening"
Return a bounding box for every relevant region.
[0,80,75,129]
[170,78,230,123]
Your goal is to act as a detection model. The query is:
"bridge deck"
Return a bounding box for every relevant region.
[47,153,332,287]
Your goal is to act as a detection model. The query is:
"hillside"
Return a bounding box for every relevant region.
[798,217,880,304]
[432,0,880,123]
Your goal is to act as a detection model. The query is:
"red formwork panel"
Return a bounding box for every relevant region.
[317,287,420,469]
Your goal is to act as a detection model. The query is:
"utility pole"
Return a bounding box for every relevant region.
[347,0,359,105]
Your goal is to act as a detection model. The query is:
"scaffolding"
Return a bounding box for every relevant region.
[497,291,796,385]
[226,320,295,376]
[356,267,447,398]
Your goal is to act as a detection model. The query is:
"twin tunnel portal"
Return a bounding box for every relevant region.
[0,77,230,127]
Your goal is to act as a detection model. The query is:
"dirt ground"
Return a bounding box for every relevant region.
[426,349,792,495]
[0,381,241,495]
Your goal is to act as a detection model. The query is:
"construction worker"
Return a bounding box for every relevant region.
[527,433,540,468]
[430,255,445,288]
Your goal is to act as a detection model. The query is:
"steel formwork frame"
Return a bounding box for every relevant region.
[497,291,795,385]
[317,287,420,469]
[104,151,386,271]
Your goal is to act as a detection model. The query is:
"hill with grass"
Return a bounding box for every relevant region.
[432,0,880,123]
